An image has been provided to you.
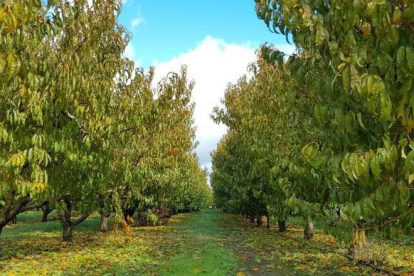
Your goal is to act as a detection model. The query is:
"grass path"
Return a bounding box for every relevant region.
[162,210,293,275]
[161,210,238,275]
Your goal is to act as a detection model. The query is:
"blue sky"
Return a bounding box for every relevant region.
[118,0,296,172]
[119,0,289,68]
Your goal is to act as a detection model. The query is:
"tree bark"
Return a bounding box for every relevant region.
[0,191,46,235]
[100,214,110,232]
[41,205,54,222]
[62,224,74,242]
[304,217,314,240]
[58,196,89,241]
[257,217,263,227]
[266,213,271,228]
[278,219,287,232]
[249,215,255,224]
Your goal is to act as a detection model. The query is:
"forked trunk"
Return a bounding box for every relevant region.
[278,219,287,232]
[304,217,314,240]
[57,196,89,242]
[42,206,53,222]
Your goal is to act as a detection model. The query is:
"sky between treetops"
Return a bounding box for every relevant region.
[118,0,296,173]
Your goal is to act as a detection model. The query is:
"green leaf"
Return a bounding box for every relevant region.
[0,54,5,74]
[343,66,350,93]
[370,156,381,180]
[397,46,406,66]
[408,174,414,184]
[357,113,367,130]
[406,47,414,71]
[380,92,392,121]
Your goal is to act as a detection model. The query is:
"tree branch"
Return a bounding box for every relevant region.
[73,214,89,226]
[61,110,88,136]
[20,201,49,213]
[360,205,414,231]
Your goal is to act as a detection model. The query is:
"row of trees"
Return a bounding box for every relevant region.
[0,0,211,241]
[211,0,414,252]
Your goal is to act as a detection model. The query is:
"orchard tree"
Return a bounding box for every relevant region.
[255,0,414,250]
[1,0,53,235]
[212,51,324,235]
[0,0,210,241]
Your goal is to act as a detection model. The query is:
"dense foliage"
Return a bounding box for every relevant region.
[212,0,414,253]
[0,0,211,241]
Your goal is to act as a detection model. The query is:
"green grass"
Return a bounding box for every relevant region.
[161,210,238,275]
[2,211,102,240]
[0,210,413,275]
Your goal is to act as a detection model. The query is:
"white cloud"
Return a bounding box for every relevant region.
[131,17,145,28]
[152,36,255,172]
[124,43,135,60]
[275,44,296,56]
[151,36,296,174]
[124,42,142,67]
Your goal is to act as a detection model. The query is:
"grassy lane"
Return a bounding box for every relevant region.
[161,210,238,275]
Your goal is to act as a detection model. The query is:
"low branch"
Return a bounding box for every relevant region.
[20,201,49,213]
[360,205,414,231]
[73,214,89,226]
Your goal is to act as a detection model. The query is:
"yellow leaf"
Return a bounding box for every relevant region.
[339,266,351,272]
[192,265,201,274]
[252,267,260,272]
[11,258,19,263]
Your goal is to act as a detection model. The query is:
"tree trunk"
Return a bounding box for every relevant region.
[58,196,89,242]
[42,211,49,223]
[278,219,287,232]
[41,206,53,222]
[249,215,255,224]
[257,217,263,227]
[62,225,74,242]
[100,214,110,232]
[304,217,314,240]
[266,213,271,228]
